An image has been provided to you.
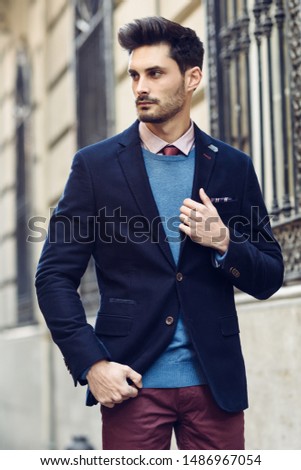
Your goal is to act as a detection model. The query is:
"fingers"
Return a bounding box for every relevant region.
[87,361,142,408]
[181,188,214,213]
[181,198,200,212]
[98,392,135,409]
[102,384,138,408]
[179,188,229,250]
[102,380,139,408]
[179,202,202,238]
[126,366,143,389]
[179,222,192,237]
[199,187,215,209]
[179,206,201,222]
[180,188,217,225]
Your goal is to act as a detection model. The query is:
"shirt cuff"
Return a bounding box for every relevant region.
[80,367,91,381]
[214,250,228,267]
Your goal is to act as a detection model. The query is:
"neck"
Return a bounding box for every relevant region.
[144,112,191,143]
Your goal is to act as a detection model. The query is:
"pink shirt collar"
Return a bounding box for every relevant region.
[139,121,195,156]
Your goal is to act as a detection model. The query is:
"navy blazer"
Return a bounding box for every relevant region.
[35,121,284,412]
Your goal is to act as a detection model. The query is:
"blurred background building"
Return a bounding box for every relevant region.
[0,0,300,450]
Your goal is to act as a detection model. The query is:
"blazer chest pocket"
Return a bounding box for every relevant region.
[220,315,240,336]
[213,198,240,217]
[214,200,240,225]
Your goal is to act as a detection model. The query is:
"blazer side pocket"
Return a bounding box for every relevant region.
[100,297,137,315]
[220,315,240,336]
[95,314,133,336]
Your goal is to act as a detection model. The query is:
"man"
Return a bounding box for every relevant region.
[36,17,284,450]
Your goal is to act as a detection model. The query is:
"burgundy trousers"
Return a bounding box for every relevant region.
[101,385,244,450]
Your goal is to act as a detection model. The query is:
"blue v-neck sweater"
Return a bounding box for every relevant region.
[141,148,206,388]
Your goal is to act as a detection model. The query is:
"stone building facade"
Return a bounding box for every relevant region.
[0,0,300,449]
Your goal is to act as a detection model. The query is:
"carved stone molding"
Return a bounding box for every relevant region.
[75,0,102,35]
[273,217,301,282]
[286,0,301,211]
[207,0,219,138]
[0,0,9,34]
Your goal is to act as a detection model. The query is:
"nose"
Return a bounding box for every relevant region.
[135,76,150,96]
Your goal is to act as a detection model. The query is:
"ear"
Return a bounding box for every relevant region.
[185,66,202,92]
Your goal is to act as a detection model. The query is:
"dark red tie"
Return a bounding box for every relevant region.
[161,145,182,155]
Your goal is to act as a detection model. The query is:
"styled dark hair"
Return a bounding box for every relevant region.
[118,16,204,73]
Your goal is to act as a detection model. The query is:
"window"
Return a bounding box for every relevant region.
[207,0,301,281]
[207,0,299,217]
[75,0,115,313]
[15,47,34,323]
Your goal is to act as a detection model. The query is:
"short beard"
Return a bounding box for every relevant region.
[139,107,183,124]
[137,81,186,124]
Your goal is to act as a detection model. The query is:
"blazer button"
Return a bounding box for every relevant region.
[165,316,174,326]
[230,267,240,278]
[176,272,183,281]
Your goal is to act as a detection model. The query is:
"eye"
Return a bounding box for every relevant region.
[149,70,162,78]
[129,72,139,81]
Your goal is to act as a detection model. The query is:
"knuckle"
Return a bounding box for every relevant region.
[113,398,123,404]
[102,399,112,407]
[112,392,122,402]
[104,403,115,408]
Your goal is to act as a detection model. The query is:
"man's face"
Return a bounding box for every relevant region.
[128,43,187,124]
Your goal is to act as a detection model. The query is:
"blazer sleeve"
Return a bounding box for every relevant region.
[35,151,111,385]
[216,157,284,299]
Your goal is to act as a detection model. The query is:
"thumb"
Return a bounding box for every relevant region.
[126,367,143,389]
[199,187,213,208]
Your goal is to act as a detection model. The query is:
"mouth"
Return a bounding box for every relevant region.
[136,97,158,107]
[137,101,155,106]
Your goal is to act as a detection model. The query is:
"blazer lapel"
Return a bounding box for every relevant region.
[191,124,217,200]
[178,124,218,260]
[117,122,176,268]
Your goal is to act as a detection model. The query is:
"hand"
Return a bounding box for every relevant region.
[179,188,230,254]
[86,360,143,408]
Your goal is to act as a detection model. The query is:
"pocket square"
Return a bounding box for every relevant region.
[210,197,234,203]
